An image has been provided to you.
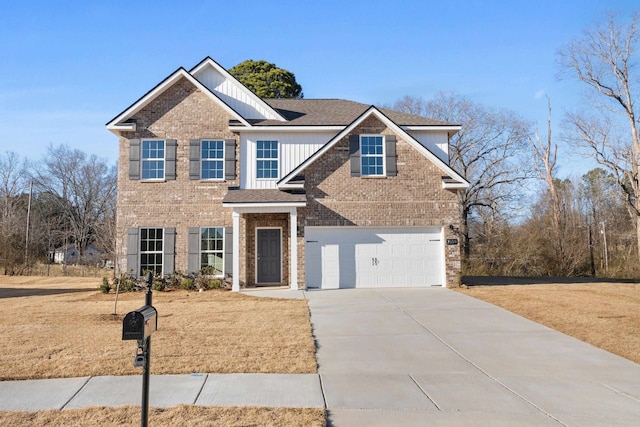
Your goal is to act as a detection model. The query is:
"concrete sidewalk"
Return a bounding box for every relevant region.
[0,373,324,411]
[306,287,640,426]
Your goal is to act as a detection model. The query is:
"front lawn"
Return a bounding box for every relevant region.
[0,276,323,426]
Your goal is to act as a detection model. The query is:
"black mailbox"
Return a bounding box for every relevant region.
[122,305,157,341]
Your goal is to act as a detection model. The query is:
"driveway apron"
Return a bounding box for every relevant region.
[305,287,640,427]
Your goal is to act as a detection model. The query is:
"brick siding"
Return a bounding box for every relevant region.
[297,116,462,287]
[115,77,238,277]
[115,79,462,288]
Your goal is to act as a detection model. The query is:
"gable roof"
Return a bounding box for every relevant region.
[278,106,469,190]
[106,67,251,131]
[230,98,459,129]
[107,57,461,137]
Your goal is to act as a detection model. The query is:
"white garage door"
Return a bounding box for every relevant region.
[305,227,444,289]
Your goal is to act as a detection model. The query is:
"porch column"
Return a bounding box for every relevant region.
[232,210,240,292]
[289,208,298,290]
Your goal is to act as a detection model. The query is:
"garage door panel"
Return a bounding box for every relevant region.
[305,227,444,289]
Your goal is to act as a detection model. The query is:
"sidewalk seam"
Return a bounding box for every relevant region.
[60,376,92,410]
[409,374,441,410]
[318,374,328,409]
[602,383,640,403]
[192,373,209,405]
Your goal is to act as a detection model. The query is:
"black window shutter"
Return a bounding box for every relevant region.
[165,139,177,180]
[189,139,200,180]
[349,134,360,177]
[224,227,233,278]
[385,135,397,176]
[129,139,140,180]
[224,139,236,180]
[188,227,200,274]
[126,228,139,276]
[163,227,176,275]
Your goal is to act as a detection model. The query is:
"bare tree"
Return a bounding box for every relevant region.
[558,11,640,262]
[0,152,28,269]
[390,95,427,116]
[31,145,117,263]
[527,96,580,275]
[424,92,532,264]
[0,151,27,227]
[580,167,636,276]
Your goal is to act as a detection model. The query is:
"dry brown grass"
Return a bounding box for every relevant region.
[0,276,316,380]
[0,405,325,427]
[458,282,640,364]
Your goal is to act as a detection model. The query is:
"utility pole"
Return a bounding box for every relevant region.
[588,222,596,276]
[24,180,33,268]
[601,221,608,275]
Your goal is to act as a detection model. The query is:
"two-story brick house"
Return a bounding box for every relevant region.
[107,57,468,291]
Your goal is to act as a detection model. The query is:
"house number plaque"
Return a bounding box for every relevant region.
[446,239,459,245]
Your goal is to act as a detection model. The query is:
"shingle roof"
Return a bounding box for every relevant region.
[243,99,457,127]
[222,188,306,205]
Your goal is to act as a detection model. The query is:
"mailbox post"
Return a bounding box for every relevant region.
[122,272,156,427]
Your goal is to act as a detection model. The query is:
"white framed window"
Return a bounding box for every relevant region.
[361,135,385,176]
[201,140,224,180]
[200,227,224,275]
[256,140,278,179]
[141,140,165,180]
[140,227,163,276]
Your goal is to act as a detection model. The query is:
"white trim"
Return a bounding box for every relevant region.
[232,212,240,291]
[138,226,164,277]
[107,68,251,132]
[360,134,386,177]
[443,182,469,190]
[281,181,304,190]
[401,125,461,133]
[290,209,298,290]
[230,125,344,132]
[232,126,459,133]
[199,226,225,277]
[109,123,136,132]
[255,227,283,285]
[140,139,166,181]
[256,139,279,180]
[438,226,448,288]
[278,106,469,190]
[200,139,225,181]
[222,202,306,209]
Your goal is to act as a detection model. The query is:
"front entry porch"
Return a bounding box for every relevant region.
[231,209,299,291]
[223,188,306,292]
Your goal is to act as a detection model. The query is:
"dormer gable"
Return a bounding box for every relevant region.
[106,57,288,133]
[278,106,469,190]
[190,57,286,122]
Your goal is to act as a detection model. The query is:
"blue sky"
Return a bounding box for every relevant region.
[0,0,637,178]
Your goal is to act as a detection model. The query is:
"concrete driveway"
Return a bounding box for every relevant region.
[305,287,640,426]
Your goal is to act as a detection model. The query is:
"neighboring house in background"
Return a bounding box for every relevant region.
[106,56,469,291]
[49,244,102,265]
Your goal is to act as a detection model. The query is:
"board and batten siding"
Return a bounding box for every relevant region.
[409,131,450,163]
[240,132,333,189]
[191,66,281,120]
